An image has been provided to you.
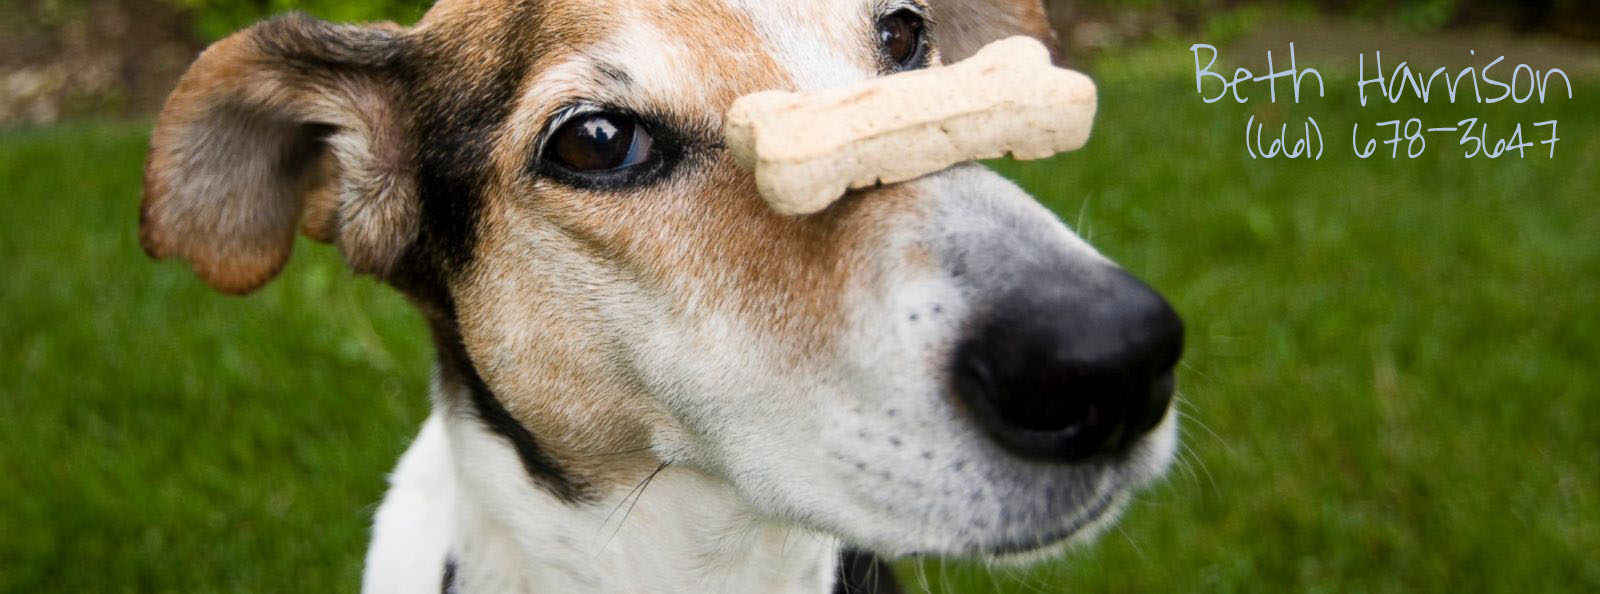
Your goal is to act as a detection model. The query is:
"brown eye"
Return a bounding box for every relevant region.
[546,112,653,172]
[877,9,927,70]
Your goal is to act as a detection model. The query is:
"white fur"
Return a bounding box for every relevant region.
[366,407,841,594]
[363,412,457,594]
[728,0,879,89]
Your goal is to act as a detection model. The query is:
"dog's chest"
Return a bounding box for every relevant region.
[367,413,843,594]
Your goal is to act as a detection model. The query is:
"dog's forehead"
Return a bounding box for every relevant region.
[716,0,886,89]
[463,0,900,173]
[577,0,888,101]
[434,0,887,104]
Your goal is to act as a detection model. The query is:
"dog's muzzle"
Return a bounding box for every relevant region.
[952,267,1183,462]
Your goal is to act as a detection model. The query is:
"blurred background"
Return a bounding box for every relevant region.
[2,0,1596,592]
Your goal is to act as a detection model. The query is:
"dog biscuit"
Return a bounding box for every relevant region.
[725,36,1097,216]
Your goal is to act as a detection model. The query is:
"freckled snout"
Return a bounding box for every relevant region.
[953,267,1183,463]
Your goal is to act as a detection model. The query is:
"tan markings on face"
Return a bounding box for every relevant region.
[448,0,935,488]
[456,202,670,488]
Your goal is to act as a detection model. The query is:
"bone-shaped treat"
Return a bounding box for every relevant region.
[725,36,1097,216]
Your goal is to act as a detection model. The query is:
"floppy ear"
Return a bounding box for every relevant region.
[930,0,1063,65]
[141,13,417,295]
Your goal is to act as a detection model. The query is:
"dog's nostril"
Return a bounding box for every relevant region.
[953,268,1183,463]
[997,390,1094,433]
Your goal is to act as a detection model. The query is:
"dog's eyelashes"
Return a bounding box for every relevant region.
[533,107,692,190]
[877,8,928,71]
[546,112,654,172]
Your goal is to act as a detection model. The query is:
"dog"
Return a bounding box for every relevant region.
[139,1,1184,592]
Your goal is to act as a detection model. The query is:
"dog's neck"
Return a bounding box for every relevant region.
[363,383,841,594]
[450,444,841,593]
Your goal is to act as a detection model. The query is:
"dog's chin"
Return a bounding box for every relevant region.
[971,421,1177,562]
[835,415,1178,561]
[858,483,1131,562]
[971,491,1130,563]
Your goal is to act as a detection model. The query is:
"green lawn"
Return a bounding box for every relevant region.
[3,56,1596,592]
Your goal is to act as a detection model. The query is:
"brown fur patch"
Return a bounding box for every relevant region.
[141,14,416,293]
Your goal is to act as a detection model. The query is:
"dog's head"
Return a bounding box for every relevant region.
[142,0,1181,557]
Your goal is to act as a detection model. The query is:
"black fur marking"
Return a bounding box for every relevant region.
[404,20,537,274]
[431,308,589,504]
[391,224,587,503]
[834,549,903,594]
[441,556,458,594]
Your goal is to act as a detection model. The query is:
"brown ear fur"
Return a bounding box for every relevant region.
[141,13,416,294]
[931,0,1063,65]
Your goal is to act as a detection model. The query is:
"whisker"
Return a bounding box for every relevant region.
[914,555,933,594]
[1003,559,1049,594]
[1177,358,1216,383]
[1179,439,1218,494]
[597,461,671,549]
[1117,522,1149,562]
[1172,398,1227,450]
[1161,444,1200,494]
[982,559,1007,594]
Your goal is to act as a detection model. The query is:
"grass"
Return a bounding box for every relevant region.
[3,55,1597,592]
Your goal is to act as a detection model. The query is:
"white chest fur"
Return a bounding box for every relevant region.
[362,412,841,594]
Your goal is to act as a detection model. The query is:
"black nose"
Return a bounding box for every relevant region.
[953,268,1183,463]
